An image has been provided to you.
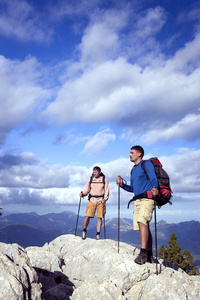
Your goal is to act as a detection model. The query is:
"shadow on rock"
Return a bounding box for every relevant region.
[162,260,179,271]
[35,267,75,300]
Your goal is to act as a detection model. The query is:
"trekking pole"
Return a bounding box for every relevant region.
[75,195,82,236]
[102,202,106,239]
[154,202,158,274]
[104,213,106,239]
[118,184,120,253]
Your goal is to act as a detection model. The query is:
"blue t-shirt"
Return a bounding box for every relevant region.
[122,160,158,196]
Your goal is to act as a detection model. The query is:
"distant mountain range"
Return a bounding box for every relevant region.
[0,211,200,266]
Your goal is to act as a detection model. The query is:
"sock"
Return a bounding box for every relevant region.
[140,248,147,254]
[96,232,100,235]
[83,228,87,232]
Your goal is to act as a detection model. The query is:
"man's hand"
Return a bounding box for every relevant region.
[79,191,83,197]
[116,176,123,187]
[151,187,159,197]
[98,199,105,204]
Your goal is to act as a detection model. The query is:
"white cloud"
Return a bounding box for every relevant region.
[0,55,51,144]
[44,27,200,143]
[141,113,200,144]
[0,148,199,206]
[83,128,116,155]
[135,6,166,38]
[79,9,128,62]
[0,0,53,42]
[146,148,200,193]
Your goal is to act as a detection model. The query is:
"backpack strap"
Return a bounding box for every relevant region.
[88,175,105,201]
[141,160,149,180]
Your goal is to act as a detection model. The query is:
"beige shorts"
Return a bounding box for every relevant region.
[133,198,155,230]
[85,201,106,218]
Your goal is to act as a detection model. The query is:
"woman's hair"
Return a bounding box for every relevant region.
[131,145,144,158]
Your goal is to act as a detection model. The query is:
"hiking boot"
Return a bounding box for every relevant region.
[96,233,100,240]
[147,255,154,263]
[134,252,147,265]
[81,230,86,240]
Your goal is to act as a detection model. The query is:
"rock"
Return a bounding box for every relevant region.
[0,235,199,299]
[0,242,42,300]
[26,245,62,272]
[71,276,126,300]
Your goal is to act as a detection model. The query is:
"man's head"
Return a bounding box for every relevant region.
[93,166,101,178]
[130,145,144,164]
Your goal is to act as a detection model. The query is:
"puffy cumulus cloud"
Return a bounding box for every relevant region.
[83,128,116,155]
[98,157,133,182]
[44,27,200,144]
[0,187,80,206]
[140,113,200,144]
[43,58,142,124]
[0,0,53,42]
[0,151,93,189]
[166,32,200,72]
[0,55,51,144]
[53,128,115,155]
[0,148,199,206]
[0,152,39,170]
[79,9,128,62]
[145,148,200,193]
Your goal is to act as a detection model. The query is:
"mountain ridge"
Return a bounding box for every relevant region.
[0,211,200,266]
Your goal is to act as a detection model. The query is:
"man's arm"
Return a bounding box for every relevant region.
[103,178,109,202]
[116,176,133,193]
[79,179,90,197]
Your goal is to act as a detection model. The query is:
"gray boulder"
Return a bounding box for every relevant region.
[0,242,42,300]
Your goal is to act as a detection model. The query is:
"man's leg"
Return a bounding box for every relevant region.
[82,201,96,239]
[97,217,102,232]
[135,222,153,264]
[82,216,90,240]
[83,216,90,230]
[96,203,104,240]
[134,222,149,264]
[138,222,149,249]
[138,222,152,249]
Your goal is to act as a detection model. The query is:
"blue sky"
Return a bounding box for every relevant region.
[0,0,200,223]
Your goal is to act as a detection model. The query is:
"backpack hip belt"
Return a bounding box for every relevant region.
[127,190,155,209]
[88,194,105,200]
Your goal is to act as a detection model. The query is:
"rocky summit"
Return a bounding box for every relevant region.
[0,235,200,300]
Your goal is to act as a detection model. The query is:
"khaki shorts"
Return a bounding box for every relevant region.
[85,201,106,218]
[133,198,155,230]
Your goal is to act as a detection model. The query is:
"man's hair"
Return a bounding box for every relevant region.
[93,166,101,172]
[131,145,144,158]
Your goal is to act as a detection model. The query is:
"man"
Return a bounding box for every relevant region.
[116,145,158,265]
[79,166,109,240]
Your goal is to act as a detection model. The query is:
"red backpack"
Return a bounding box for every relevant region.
[127,157,173,208]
